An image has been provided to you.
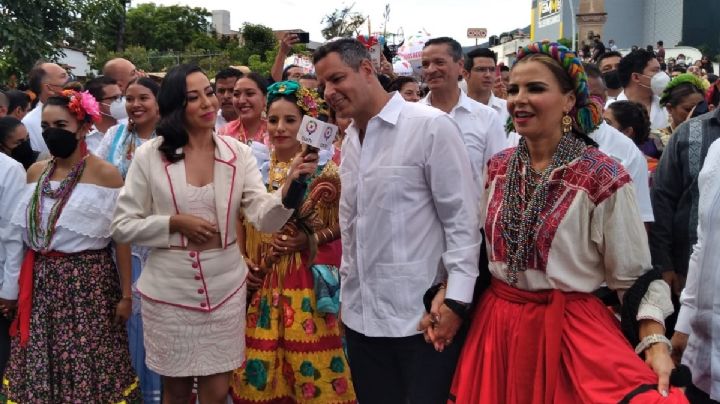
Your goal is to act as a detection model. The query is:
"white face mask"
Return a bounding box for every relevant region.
[640,72,671,97]
[104,97,128,121]
[650,72,671,97]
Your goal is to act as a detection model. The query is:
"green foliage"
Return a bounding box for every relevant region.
[241,23,277,61]
[0,0,70,78]
[321,3,367,40]
[557,37,573,50]
[124,3,211,52]
[68,0,126,51]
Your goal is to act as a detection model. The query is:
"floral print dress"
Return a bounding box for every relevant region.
[230,162,355,404]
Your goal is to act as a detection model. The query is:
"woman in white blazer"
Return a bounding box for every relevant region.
[111,64,318,404]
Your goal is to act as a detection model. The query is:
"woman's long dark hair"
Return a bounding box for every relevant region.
[157,64,203,163]
[0,116,23,146]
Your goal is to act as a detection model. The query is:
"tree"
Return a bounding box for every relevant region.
[67,0,126,51]
[0,0,70,79]
[124,3,212,51]
[321,3,367,40]
[241,23,277,62]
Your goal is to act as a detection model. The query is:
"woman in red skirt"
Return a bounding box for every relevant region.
[421,42,688,403]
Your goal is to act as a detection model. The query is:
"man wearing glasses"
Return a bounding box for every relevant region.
[22,62,69,157]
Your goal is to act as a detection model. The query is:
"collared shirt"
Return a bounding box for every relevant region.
[488,92,521,147]
[22,102,48,157]
[589,122,654,222]
[0,154,26,299]
[675,137,720,399]
[215,110,229,132]
[607,91,669,130]
[85,126,105,155]
[421,90,507,192]
[340,92,481,338]
[650,108,720,276]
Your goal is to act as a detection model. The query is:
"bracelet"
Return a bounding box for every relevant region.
[634,333,672,355]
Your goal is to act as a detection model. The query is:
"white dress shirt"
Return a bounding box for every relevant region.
[676,138,720,400]
[340,93,481,338]
[589,122,654,222]
[22,102,48,157]
[421,90,508,192]
[607,91,669,130]
[215,110,229,132]
[0,154,26,299]
[488,93,521,147]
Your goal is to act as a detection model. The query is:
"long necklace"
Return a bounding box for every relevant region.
[268,151,292,191]
[26,156,88,251]
[500,134,587,284]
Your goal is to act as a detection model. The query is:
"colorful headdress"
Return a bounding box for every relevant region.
[507,41,603,135]
[61,89,102,124]
[659,73,709,106]
[266,81,328,118]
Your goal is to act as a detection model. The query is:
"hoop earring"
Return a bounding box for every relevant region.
[562,114,573,134]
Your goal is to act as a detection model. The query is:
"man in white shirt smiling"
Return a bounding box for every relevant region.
[420,37,508,192]
[314,38,481,404]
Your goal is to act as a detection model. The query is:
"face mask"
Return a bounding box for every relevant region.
[649,72,671,97]
[10,139,38,169]
[677,58,685,65]
[104,97,128,121]
[602,70,622,90]
[42,127,79,158]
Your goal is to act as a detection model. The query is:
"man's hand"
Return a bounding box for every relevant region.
[280,33,300,56]
[417,287,464,352]
[670,331,689,366]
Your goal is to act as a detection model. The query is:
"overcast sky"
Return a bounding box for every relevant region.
[134,0,532,46]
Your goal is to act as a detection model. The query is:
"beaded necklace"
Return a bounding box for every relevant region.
[26,156,88,251]
[500,134,587,284]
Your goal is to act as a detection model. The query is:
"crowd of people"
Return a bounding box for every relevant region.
[0,29,719,404]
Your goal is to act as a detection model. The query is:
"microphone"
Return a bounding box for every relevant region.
[281,116,338,210]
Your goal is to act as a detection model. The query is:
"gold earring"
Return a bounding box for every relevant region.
[562,114,573,134]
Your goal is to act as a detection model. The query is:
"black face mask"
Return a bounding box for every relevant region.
[42,127,79,159]
[10,139,38,169]
[602,70,622,90]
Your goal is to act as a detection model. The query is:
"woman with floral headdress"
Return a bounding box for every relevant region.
[2,90,139,401]
[658,73,709,146]
[230,81,355,404]
[422,42,687,403]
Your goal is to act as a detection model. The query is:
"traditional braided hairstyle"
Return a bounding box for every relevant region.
[508,41,603,145]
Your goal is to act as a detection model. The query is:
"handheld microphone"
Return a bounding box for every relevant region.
[281,116,338,210]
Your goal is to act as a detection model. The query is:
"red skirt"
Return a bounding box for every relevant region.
[449,279,688,404]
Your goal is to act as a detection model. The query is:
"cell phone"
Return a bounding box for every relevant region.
[296,32,310,44]
[692,100,709,118]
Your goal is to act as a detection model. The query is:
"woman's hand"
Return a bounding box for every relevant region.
[270,231,309,256]
[169,214,218,244]
[286,150,319,183]
[279,33,299,56]
[114,298,132,324]
[245,256,268,292]
[644,342,674,397]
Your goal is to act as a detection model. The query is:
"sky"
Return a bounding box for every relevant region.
[134,0,532,47]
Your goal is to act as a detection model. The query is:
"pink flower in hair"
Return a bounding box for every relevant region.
[78,91,102,123]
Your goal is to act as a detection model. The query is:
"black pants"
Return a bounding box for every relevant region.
[344,323,467,404]
[0,315,11,379]
[686,383,720,404]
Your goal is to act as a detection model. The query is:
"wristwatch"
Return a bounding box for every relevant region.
[443,298,470,320]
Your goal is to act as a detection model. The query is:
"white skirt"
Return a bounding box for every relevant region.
[141,286,246,377]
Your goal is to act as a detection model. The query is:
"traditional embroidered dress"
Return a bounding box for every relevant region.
[450,146,687,403]
[3,180,139,402]
[220,120,270,177]
[230,160,355,404]
[97,123,161,403]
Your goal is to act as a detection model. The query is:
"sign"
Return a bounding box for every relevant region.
[297,115,338,150]
[467,28,487,39]
[538,0,562,27]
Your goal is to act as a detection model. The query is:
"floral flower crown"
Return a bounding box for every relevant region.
[266,80,328,118]
[61,89,102,124]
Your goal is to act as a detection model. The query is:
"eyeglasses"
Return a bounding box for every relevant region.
[101,95,123,102]
[471,67,496,74]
